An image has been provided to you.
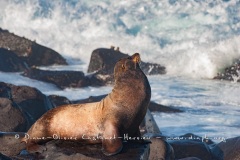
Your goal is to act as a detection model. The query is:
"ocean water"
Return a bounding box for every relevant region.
[0,0,240,142]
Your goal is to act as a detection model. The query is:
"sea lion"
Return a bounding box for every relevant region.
[22,53,151,156]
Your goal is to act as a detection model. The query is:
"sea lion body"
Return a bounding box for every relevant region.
[23,53,151,156]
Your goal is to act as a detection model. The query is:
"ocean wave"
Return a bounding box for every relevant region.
[0,0,240,78]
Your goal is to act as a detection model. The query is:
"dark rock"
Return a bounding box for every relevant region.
[88,48,127,74]
[140,62,166,75]
[0,153,12,160]
[20,48,166,88]
[48,95,72,108]
[0,48,27,72]
[9,84,52,125]
[145,134,174,160]
[88,48,166,75]
[14,140,149,160]
[1,132,152,160]
[22,43,67,67]
[0,28,67,67]
[0,98,26,132]
[210,144,224,160]
[168,140,214,160]
[88,71,114,86]
[149,101,183,113]
[0,132,26,157]
[0,82,12,98]
[0,28,32,57]
[214,59,240,82]
[140,110,162,135]
[87,48,166,85]
[22,68,90,89]
[72,94,107,104]
[0,82,53,131]
[179,133,214,145]
[217,136,240,160]
[178,158,201,160]
[178,134,223,159]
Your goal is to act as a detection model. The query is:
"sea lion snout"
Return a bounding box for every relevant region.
[131,53,141,64]
[131,53,141,69]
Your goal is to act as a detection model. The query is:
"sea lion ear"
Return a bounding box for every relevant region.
[132,53,141,64]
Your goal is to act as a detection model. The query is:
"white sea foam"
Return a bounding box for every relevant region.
[149,75,240,141]
[0,73,240,140]
[0,72,59,92]
[0,0,240,140]
[1,0,240,78]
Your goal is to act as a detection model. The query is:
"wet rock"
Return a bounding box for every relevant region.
[22,43,67,67]
[87,48,166,85]
[88,71,114,86]
[48,95,72,108]
[2,139,151,160]
[0,98,26,132]
[210,144,224,160]
[214,59,240,82]
[149,137,169,160]
[72,94,107,104]
[178,158,201,160]
[88,48,127,74]
[217,136,240,160]
[179,133,214,145]
[9,84,52,127]
[0,28,67,67]
[177,134,223,159]
[141,110,161,135]
[168,140,213,160]
[0,82,12,99]
[88,48,166,75]
[140,62,166,75]
[0,132,26,157]
[14,140,149,160]
[12,47,167,88]
[0,82,53,131]
[22,68,90,89]
[149,101,183,113]
[0,153,12,160]
[0,48,27,72]
[145,133,174,160]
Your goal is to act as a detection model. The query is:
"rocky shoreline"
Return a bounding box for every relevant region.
[213,59,240,82]
[0,82,239,159]
[0,29,240,159]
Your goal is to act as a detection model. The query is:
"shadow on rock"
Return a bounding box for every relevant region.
[0,82,53,132]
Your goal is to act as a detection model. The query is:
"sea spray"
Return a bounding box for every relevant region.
[0,0,240,78]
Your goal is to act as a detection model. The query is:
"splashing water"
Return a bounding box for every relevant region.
[0,0,240,141]
[0,0,240,78]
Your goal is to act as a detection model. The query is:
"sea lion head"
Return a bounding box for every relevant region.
[114,53,141,80]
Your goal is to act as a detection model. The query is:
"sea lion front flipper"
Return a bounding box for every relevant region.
[26,141,47,153]
[102,122,123,156]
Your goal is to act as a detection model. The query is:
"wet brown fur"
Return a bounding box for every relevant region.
[22,53,151,156]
